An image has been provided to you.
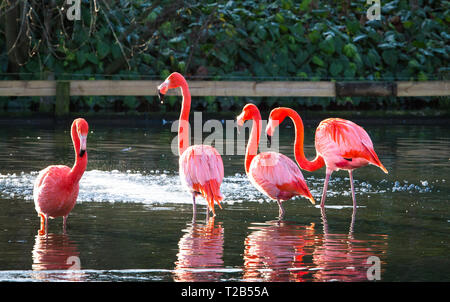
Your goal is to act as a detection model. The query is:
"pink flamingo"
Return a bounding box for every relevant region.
[158,72,224,217]
[33,118,89,235]
[266,107,388,208]
[237,104,314,218]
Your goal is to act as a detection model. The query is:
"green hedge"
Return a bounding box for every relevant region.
[0,0,448,112]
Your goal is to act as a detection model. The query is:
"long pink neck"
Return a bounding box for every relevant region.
[284,108,325,172]
[178,80,191,156]
[245,110,261,174]
[69,125,87,184]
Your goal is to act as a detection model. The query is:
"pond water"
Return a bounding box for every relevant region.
[0,116,448,282]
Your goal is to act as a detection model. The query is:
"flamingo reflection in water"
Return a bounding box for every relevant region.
[32,232,85,281]
[312,208,388,281]
[243,220,316,281]
[173,217,224,282]
[243,209,388,282]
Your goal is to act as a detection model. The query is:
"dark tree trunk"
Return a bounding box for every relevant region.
[4,0,27,76]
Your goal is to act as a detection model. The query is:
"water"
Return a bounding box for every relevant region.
[0,117,448,282]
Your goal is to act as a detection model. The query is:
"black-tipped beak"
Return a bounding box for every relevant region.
[79,149,86,158]
[158,90,165,104]
[267,134,272,148]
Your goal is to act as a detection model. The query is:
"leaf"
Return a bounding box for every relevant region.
[111,44,122,59]
[319,37,335,54]
[211,49,229,64]
[76,52,87,66]
[307,30,321,44]
[299,0,312,11]
[353,34,368,43]
[275,13,285,23]
[296,71,308,79]
[346,20,361,35]
[178,61,186,72]
[343,43,357,58]
[255,25,267,40]
[239,50,254,64]
[146,10,158,22]
[311,55,325,67]
[168,36,184,44]
[366,48,381,67]
[408,59,421,69]
[294,50,308,65]
[87,53,99,64]
[382,49,398,66]
[343,62,356,79]
[403,20,414,29]
[417,71,428,81]
[330,61,343,77]
[97,41,110,59]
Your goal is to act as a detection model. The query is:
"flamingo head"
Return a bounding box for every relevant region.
[157,72,186,104]
[236,103,259,127]
[73,118,89,158]
[266,107,287,138]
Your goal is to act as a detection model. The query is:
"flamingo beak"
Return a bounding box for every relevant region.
[265,119,277,137]
[79,134,87,157]
[157,80,169,104]
[236,112,245,127]
[266,119,278,148]
[236,112,246,135]
[157,91,165,104]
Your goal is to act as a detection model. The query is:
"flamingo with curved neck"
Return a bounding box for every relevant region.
[33,118,89,235]
[266,107,388,208]
[158,72,224,218]
[237,104,314,219]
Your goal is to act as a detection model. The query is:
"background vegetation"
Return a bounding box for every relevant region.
[0,0,449,113]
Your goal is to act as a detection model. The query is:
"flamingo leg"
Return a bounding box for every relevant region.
[320,206,329,234]
[206,203,210,220]
[63,215,68,234]
[38,213,48,236]
[349,205,357,236]
[192,194,197,220]
[320,169,332,208]
[276,199,285,219]
[348,170,357,209]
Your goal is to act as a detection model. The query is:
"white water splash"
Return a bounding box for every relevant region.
[0,170,439,205]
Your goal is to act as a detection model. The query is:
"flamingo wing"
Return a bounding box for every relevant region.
[33,165,79,218]
[179,145,224,214]
[315,118,387,173]
[248,152,314,203]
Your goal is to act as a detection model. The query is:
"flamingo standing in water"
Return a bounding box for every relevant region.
[33,118,89,235]
[158,72,224,218]
[237,104,314,218]
[266,107,388,208]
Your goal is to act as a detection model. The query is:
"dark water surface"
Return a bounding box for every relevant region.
[0,117,448,282]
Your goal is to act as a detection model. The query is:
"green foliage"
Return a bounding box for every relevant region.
[0,0,448,112]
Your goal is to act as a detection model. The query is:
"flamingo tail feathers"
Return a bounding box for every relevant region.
[193,179,223,215]
[361,141,388,174]
[276,182,315,205]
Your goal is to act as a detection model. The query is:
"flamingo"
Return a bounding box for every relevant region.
[33,118,89,235]
[266,107,388,209]
[237,104,314,219]
[157,72,224,218]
